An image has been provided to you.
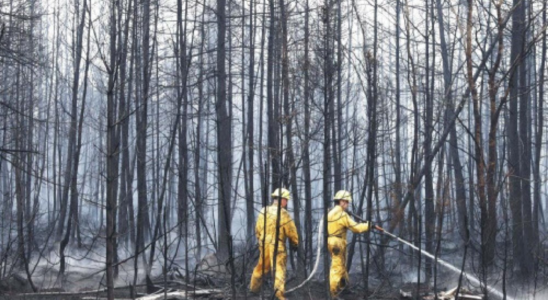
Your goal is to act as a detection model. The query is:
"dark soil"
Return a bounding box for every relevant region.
[0,279,401,300]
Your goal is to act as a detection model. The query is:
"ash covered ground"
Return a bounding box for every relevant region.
[1,239,546,300]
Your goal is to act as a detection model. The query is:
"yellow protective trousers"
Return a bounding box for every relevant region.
[249,244,288,300]
[328,237,349,297]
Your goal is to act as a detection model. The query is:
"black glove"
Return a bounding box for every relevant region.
[369,222,384,231]
[367,221,380,230]
[290,244,298,252]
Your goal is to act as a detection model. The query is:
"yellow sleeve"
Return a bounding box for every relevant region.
[283,211,299,247]
[345,213,370,233]
[255,209,265,242]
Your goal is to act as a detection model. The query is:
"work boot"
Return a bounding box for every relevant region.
[340,288,354,296]
[248,289,260,296]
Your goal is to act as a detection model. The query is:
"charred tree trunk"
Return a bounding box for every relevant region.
[518,17,534,274]
[245,0,256,241]
[59,0,89,275]
[279,0,304,278]
[363,49,378,291]
[423,0,434,281]
[215,0,235,297]
[303,0,313,272]
[117,0,134,249]
[106,0,119,297]
[533,0,546,259]
[332,0,342,191]
[508,0,529,277]
[194,8,206,258]
[435,0,468,243]
[267,0,280,188]
[177,0,189,243]
[136,0,152,266]
[466,0,491,275]
[322,1,334,297]
[393,0,403,239]
[485,1,507,267]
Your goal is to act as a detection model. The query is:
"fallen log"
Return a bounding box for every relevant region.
[400,285,484,300]
[438,286,484,300]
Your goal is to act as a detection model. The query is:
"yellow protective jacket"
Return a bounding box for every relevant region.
[327,205,370,297]
[327,205,370,241]
[255,204,299,250]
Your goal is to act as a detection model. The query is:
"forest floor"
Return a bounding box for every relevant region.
[0,245,535,300]
[0,263,469,300]
[0,280,403,300]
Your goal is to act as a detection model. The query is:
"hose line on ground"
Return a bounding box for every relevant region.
[285,217,324,294]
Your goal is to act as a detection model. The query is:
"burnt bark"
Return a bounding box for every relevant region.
[105,0,119,297]
[215,0,235,297]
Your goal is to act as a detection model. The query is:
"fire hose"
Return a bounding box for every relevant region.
[284,211,511,300]
[348,213,512,300]
[285,217,324,294]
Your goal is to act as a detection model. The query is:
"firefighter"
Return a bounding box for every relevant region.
[250,188,299,300]
[327,190,371,298]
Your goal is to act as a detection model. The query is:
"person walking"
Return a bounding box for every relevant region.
[250,188,299,300]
